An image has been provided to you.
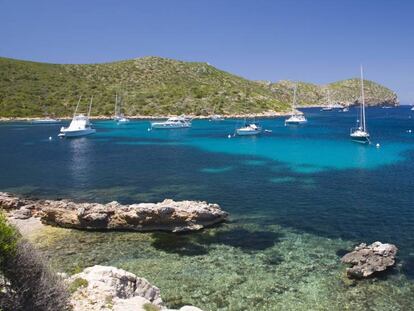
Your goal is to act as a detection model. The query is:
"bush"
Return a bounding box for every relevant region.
[143,303,160,311]
[0,213,18,266]
[68,277,88,294]
[0,213,70,311]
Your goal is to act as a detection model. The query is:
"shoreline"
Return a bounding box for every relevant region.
[0,111,291,122]
[0,104,403,122]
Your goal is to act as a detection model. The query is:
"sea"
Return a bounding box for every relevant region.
[1,106,413,310]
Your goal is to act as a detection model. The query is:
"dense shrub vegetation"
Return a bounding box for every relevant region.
[0,213,70,311]
[0,56,397,118]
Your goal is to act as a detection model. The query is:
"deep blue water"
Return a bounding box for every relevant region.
[1,106,414,275]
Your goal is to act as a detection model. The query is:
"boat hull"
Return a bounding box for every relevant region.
[350,136,370,143]
[32,119,61,124]
[285,120,307,125]
[235,129,262,136]
[151,123,190,129]
[59,128,96,137]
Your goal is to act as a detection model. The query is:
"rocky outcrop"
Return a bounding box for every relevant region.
[68,265,203,311]
[341,241,398,279]
[1,192,228,232]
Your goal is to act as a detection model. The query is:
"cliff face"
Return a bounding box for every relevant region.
[0,56,398,117]
[269,79,398,107]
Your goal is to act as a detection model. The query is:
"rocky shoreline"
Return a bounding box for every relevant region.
[67,265,202,311]
[0,110,290,122]
[0,192,228,232]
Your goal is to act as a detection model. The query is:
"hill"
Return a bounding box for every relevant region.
[0,56,398,117]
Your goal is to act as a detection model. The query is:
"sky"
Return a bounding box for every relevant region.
[1,0,414,103]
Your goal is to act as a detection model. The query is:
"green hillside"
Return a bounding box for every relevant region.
[0,56,398,117]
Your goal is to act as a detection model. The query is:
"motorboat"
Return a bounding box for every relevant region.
[285,84,307,125]
[210,114,225,121]
[350,66,370,144]
[285,114,307,125]
[59,96,96,138]
[32,118,61,124]
[235,123,262,136]
[151,116,191,129]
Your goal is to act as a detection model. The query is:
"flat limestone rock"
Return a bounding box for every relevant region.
[341,241,398,279]
[68,265,203,311]
[0,192,228,232]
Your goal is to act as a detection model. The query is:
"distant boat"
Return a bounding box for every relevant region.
[59,96,96,138]
[411,106,414,111]
[350,66,370,144]
[113,93,130,123]
[235,122,262,136]
[321,90,343,110]
[210,114,224,121]
[32,118,61,124]
[341,107,349,112]
[151,116,191,129]
[285,84,307,125]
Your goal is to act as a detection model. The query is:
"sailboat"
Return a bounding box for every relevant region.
[59,96,96,137]
[113,93,130,123]
[285,85,307,125]
[350,66,370,144]
[209,104,224,121]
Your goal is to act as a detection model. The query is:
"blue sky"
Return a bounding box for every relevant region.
[1,0,413,103]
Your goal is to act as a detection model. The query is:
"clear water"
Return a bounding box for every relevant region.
[1,107,414,310]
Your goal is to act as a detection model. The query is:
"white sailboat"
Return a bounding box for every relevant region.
[350,66,370,144]
[113,93,130,123]
[285,85,307,125]
[321,89,335,111]
[209,104,224,121]
[59,96,96,138]
[151,115,191,129]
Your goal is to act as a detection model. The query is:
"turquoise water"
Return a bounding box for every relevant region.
[1,107,414,310]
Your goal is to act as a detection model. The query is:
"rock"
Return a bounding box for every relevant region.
[0,192,31,210]
[69,265,162,311]
[68,265,203,311]
[0,192,228,232]
[10,207,32,219]
[341,241,398,279]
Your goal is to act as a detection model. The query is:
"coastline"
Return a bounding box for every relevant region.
[0,111,291,122]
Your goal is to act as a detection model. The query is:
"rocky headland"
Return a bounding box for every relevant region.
[341,241,398,279]
[0,192,228,232]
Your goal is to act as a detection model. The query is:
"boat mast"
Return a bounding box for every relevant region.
[360,65,366,131]
[88,96,93,117]
[292,84,297,115]
[115,92,118,116]
[74,96,82,118]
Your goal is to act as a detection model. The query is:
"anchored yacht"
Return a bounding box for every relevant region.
[350,66,370,144]
[235,123,262,136]
[285,85,307,125]
[151,116,191,129]
[59,96,96,138]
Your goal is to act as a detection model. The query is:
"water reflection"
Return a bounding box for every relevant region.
[68,137,94,186]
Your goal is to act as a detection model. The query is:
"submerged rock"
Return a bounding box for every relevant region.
[341,241,398,279]
[68,265,203,311]
[0,192,228,232]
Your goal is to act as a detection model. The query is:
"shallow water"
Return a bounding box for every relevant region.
[1,107,414,310]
